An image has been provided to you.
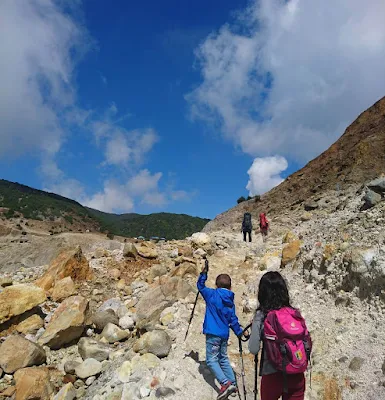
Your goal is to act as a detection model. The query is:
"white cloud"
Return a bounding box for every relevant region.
[0,0,89,159]
[142,192,168,207]
[187,0,385,162]
[82,170,163,213]
[80,169,191,213]
[246,156,288,195]
[127,169,162,196]
[171,190,189,201]
[105,134,132,166]
[45,179,86,202]
[83,181,134,213]
[0,0,190,214]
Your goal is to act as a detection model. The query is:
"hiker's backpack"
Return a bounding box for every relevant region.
[263,307,312,376]
[259,213,268,230]
[242,213,252,231]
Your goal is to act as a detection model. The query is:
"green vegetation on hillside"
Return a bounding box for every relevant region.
[0,179,210,239]
[86,208,210,240]
[237,195,261,204]
[0,179,91,222]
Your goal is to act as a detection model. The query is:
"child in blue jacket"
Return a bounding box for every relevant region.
[197,269,246,400]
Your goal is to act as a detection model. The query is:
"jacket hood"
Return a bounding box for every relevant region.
[217,288,235,307]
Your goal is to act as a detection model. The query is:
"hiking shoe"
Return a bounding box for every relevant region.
[217,382,237,400]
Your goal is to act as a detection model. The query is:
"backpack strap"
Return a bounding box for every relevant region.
[279,343,289,394]
[303,339,312,389]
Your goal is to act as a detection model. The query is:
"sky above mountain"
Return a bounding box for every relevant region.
[1,0,385,219]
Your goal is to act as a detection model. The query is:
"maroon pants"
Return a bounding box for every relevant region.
[261,372,305,400]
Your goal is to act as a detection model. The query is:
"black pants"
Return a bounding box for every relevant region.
[243,230,252,242]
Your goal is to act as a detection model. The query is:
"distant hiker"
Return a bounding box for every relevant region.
[259,213,269,241]
[242,212,252,242]
[197,268,248,399]
[249,272,312,400]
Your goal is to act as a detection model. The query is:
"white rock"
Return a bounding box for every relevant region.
[117,361,132,383]
[140,387,151,397]
[85,376,96,386]
[119,315,135,330]
[75,358,102,379]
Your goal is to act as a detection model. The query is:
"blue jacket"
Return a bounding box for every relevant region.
[197,273,243,339]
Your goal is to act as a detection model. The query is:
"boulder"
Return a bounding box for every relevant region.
[100,323,129,343]
[35,246,93,292]
[304,201,318,211]
[16,314,44,335]
[282,231,298,244]
[189,232,212,250]
[170,262,198,278]
[281,240,301,266]
[136,242,158,259]
[193,248,207,258]
[123,243,138,258]
[259,252,281,271]
[119,315,135,330]
[116,279,126,290]
[0,387,16,398]
[53,383,76,400]
[133,330,171,358]
[362,189,382,209]
[160,313,174,326]
[367,176,385,194]
[148,264,168,281]
[78,337,111,362]
[109,268,121,279]
[99,298,124,314]
[74,358,102,380]
[131,354,160,373]
[64,361,81,375]
[92,309,119,331]
[0,284,46,324]
[38,296,88,349]
[342,247,384,299]
[300,212,312,221]
[0,277,13,287]
[349,357,365,371]
[0,335,46,373]
[116,361,132,383]
[14,367,54,400]
[155,387,176,397]
[51,277,75,302]
[136,277,194,328]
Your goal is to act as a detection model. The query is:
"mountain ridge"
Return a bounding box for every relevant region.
[0,179,210,239]
[204,96,385,232]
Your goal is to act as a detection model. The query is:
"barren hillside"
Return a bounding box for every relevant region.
[204,96,385,233]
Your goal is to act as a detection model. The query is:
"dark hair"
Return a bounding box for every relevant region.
[257,271,291,313]
[216,274,231,289]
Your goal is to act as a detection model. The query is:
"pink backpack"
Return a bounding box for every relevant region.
[263,307,312,376]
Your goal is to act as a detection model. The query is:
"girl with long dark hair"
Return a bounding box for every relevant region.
[249,271,309,400]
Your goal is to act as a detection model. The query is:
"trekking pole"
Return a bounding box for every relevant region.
[184,259,209,341]
[238,338,247,400]
[238,323,252,400]
[253,354,259,400]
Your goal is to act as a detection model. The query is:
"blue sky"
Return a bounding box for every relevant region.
[1,0,385,219]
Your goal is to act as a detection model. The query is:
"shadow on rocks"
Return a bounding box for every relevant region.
[184,350,218,393]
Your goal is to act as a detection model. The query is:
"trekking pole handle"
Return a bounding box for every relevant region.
[202,259,209,274]
[240,322,252,342]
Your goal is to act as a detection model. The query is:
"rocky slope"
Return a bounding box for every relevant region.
[0,175,384,400]
[0,99,385,400]
[204,96,385,233]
